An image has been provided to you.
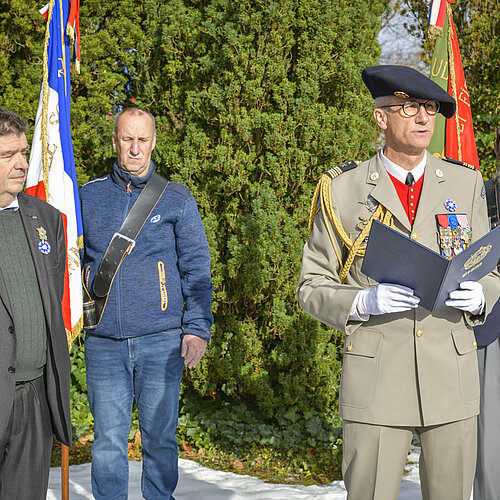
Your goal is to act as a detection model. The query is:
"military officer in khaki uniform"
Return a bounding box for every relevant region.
[297,65,500,500]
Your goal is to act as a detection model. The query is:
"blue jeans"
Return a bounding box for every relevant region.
[85,331,184,499]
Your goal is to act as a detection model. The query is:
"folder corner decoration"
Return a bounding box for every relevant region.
[361,220,500,311]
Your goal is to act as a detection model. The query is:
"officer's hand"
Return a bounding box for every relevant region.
[445,281,484,314]
[181,334,208,369]
[357,283,420,316]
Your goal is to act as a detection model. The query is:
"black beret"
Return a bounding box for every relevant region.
[361,65,456,119]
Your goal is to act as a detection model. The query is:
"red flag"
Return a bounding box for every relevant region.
[445,15,479,168]
[428,1,479,170]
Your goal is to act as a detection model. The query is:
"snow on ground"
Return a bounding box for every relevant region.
[47,447,424,499]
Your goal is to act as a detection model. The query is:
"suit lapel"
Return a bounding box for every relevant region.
[366,155,412,232]
[18,195,53,326]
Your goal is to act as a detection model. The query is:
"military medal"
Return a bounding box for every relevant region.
[36,226,51,254]
[436,214,471,258]
[444,199,457,212]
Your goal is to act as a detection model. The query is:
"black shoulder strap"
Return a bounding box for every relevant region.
[444,156,477,170]
[92,173,169,298]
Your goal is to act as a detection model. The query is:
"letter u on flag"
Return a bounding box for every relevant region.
[427,0,479,169]
[27,0,83,345]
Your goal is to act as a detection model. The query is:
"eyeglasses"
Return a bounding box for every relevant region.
[381,100,440,117]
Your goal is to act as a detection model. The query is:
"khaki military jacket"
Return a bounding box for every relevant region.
[297,153,500,427]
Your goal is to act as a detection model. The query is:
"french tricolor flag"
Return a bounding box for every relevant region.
[27,0,83,344]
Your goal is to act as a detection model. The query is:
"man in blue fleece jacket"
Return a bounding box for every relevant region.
[80,107,213,499]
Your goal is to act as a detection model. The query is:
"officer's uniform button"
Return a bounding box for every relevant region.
[411,233,419,241]
[416,330,423,338]
[8,366,15,374]
[8,326,14,334]
[347,345,352,351]
[473,341,477,348]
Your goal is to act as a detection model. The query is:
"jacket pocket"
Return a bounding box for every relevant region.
[340,327,382,408]
[451,325,479,404]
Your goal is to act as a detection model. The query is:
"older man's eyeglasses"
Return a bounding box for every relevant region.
[381,100,440,117]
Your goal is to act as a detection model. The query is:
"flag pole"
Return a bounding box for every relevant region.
[61,443,69,500]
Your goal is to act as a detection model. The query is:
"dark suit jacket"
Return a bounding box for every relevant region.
[0,192,71,445]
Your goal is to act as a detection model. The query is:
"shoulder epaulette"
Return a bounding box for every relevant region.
[443,157,476,171]
[324,160,358,179]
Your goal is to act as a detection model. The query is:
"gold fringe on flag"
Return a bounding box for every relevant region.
[447,2,462,161]
[427,24,443,42]
[41,1,54,201]
[66,315,84,349]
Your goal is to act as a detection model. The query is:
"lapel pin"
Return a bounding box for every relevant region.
[444,199,457,212]
[435,169,444,178]
[370,172,380,181]
[36,226,51,255]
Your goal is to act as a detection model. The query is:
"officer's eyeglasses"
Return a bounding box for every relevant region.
[381,100,440,117]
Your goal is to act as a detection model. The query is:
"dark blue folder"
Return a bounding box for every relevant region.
[361,220,500,311]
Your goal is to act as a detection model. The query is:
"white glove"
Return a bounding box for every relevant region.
[445,281,484,314]
[356,283,420,316]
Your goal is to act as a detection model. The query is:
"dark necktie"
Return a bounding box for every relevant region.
[405,172,415,187]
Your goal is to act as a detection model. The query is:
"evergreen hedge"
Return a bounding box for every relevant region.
[1,0,389,432]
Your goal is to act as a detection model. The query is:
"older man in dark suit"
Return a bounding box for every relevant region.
[0,107,71,499]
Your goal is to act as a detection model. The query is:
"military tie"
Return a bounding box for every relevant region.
[405,172,415,187]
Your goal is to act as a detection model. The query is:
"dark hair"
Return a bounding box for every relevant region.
[0,107,27,136]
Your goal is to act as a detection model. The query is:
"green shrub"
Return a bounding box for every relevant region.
[2,0,390,431]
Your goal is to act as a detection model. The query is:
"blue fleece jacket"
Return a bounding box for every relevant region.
[80,162,213,340]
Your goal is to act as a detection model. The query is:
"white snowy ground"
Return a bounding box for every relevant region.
[47,446,426,499]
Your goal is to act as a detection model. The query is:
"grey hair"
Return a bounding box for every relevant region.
[113,107,156,137]
[374,95,403,110]
[0,107,27,137]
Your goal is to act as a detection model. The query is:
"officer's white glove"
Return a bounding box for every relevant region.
[445,281,484,315]
[356,283,420,316]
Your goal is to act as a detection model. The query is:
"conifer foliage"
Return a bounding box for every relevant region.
[0,0,389,421]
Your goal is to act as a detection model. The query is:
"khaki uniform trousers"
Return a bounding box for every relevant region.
[342,417,477,500]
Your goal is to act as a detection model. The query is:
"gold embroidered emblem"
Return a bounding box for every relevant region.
[394,91,409,99]
[464,244,492,270]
